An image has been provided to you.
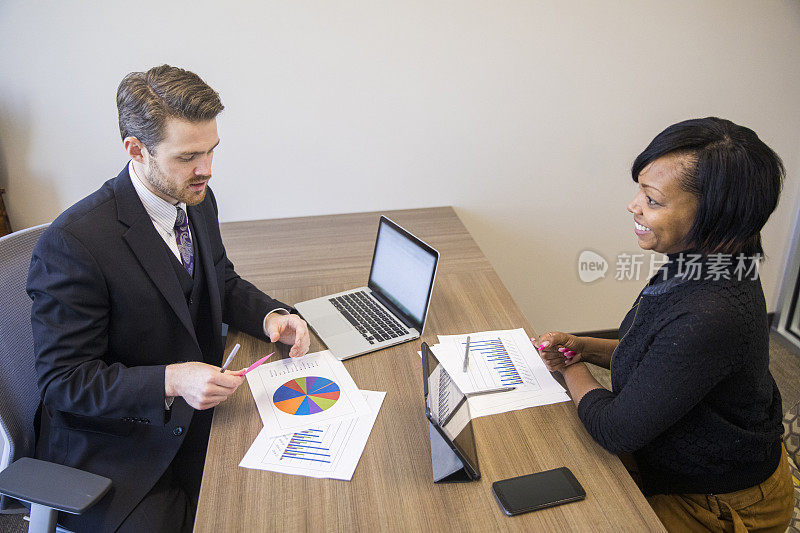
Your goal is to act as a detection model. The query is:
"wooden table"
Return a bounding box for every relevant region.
[195,207,664,532]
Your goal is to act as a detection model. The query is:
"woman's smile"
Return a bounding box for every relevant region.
[634,219,651,235]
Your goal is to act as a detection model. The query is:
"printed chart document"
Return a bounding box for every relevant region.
[438,328,556,393]
[246,350,371,437]
[426,328,569,419]
[240,391,385,481]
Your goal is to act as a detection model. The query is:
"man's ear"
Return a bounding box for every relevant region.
[123,136,148,163]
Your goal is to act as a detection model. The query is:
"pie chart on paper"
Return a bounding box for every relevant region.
[272,377,341,415]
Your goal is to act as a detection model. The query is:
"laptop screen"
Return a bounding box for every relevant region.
[367,217,438,331]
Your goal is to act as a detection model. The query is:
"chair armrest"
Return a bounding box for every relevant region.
[0,457,111,514]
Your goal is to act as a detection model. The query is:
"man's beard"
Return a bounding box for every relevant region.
[144,157,209,206]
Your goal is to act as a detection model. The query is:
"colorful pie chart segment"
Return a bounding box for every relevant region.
[272,377,341,415]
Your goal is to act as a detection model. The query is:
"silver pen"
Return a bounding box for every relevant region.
[441,386,517,426]
[465,386,516,397]
[220,343,241,373]
[462,335,471,372]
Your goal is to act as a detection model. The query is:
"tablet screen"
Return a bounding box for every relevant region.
[422,343,479,475]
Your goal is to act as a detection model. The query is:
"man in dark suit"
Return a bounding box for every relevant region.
[26,65,310,532]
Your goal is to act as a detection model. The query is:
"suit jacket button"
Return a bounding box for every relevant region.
[173,426,184,436]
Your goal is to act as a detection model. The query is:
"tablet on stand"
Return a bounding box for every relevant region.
[421,342,480,483]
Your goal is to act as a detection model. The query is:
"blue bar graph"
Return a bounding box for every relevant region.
[467,339,524,385]
[281,429,331,463]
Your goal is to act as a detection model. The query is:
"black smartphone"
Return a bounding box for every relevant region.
[492,467,586,516]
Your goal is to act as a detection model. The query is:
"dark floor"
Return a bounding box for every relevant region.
[2,333,799,532]
[0,510,25,533]
[768,333,800,412]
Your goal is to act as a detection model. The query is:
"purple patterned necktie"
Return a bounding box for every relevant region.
[174,207,194,276]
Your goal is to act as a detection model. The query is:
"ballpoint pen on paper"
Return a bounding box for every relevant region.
[220,343,241,373]
[239,352,275,376]
[462,335,471,372]
[441,386,516,426]
[465,386,517,397]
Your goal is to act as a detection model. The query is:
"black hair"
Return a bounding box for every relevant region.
[632,117,784,256]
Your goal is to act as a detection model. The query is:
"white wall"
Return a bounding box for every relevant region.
[1,1,799,333]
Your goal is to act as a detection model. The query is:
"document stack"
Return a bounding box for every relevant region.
[423,328,569,419]
[239,350,384,480]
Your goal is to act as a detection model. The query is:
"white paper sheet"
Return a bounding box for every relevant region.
[245,350,371,437]
[466,389,570,419]
[420,328,570,419]
[239,390,385,481]
[437,328,563,395]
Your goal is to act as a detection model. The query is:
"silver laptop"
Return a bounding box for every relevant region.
[295,216,439,360]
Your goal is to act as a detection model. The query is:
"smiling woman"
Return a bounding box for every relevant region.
[535,118,792,532]
[627,152,698,255]
[630,117,783,257]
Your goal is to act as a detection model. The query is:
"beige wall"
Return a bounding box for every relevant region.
[1,1,799,333]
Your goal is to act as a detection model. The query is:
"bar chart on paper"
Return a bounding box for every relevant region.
[281,429,331,463]
[469,339,526,386]
[239,390,386,480]
[431,329,570,418]
[268,420,356,470]
[449,333,542,393]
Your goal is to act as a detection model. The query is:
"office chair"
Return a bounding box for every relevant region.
[0,224,111,533]
[784,400,800,531]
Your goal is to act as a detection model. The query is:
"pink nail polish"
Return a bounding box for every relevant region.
[558,347,566,352]
[538,342,548,350]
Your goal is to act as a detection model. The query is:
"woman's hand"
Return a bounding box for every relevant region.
[533,331,586,373]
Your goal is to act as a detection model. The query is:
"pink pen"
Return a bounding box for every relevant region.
[239,352,275,375]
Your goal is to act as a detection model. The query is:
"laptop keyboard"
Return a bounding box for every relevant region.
[329,291,409,344]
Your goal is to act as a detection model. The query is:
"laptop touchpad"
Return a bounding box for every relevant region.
[315,314,353,337]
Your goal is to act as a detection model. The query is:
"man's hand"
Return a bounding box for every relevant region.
[265,313,311,358]
[165,362,245,410]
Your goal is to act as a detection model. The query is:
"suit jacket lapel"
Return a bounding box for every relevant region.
[113,165,199,348]
[187,202,223,355]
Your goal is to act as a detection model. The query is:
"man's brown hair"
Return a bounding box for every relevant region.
[117,64,224,153]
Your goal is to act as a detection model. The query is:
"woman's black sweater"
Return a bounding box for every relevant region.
[577,254,784,496]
